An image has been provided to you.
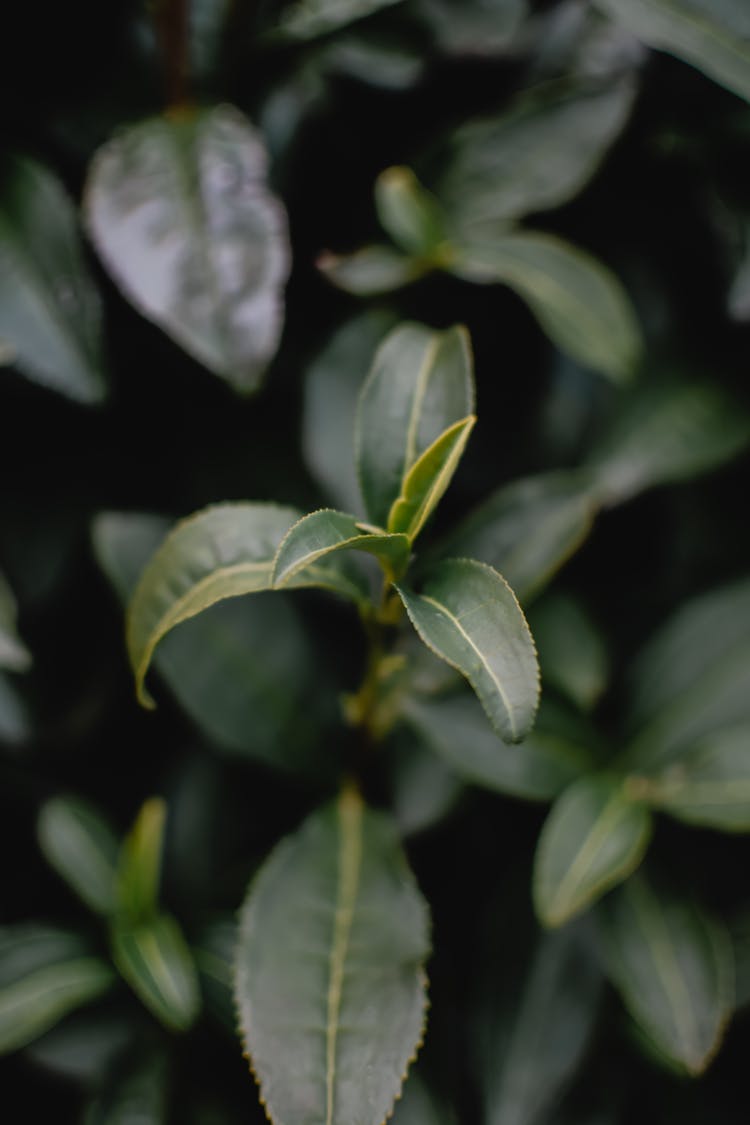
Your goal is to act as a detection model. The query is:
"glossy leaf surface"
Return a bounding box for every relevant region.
[453,232,642,383]
[116,798,166,924]
[0,925,115,1054]
[0,570,31,672]
[318,245,424,295]
[356,322,474,528]
[85,106,289,392]
[594,0,750,103]
[432,471,596,603]
[235,788,430,1125]
[272,509,411,587]
[112,913,200,1032]
[0,156,106,403]
[375,166,447,256]
[387,416,476,541]
[534,775,652,927]
[404,693,590,801]
[397,559,539,743]
[37,796,120,916]
[438,77,636,232]
[598,877,733,1074]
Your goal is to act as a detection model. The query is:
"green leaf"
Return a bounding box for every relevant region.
[404,693,591,801]
[112,913,201,1032]
[483,928,602,1125]
[116,798,166,924]
[85,106,289,393]
[0,155,106,403]
[387,731,464,837]
[302,312,396,513]
[635,723,750,832]
[594,0,750,104]
[271,0,404,40]
[0,570,31,672]
[396,559,540,743]
[356,322,475,528]
[193,916,237,1030]
[533,775,652,927]
[431,470,596,603]
[37,796,120,916]
[0,673,30,744]
[374,167,447,256]
[235,787,430,1125]
[585,381,750,506]
[597,876,733,1075]
[82,1050,168,1125]
[391,1072,452,1124]
[529,593,609,712]
[438,76,636,233]
[24,1009,135,1083]
[417,0,527,58]
[94,511,329,772]
[0,925,115,1054]
[452,231,642,383]
[318,245,427,295]
[387,416,476,541]
[272,509,412,587]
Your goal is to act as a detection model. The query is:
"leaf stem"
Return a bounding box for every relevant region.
[155,0,191,112]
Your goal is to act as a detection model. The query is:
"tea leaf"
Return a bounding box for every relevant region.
[112,913,201,1032]
[235,787,430,1125]
[319,245,427,295]
[85,106,289,392]
[356,323,474,528]
[529,593,609,712]
[387,416,476,541]
[453,231,642,383]
[397,558,539,743]
[375,166,447,256]
[534,775,652,927]
[598,876,733,1074]
[37,796,120,916]
[0,156,106,403]
[116,798,166,924]
[272,509,411,587]
[82,1051,168,1125]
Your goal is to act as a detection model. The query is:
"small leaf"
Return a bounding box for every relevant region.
[533,775,652,927]
[0,155,106,403]
[85,105,289,393]
[431,470,596,603]
[396,558,540,743]
[597,876,733,1075]
[112,913,201,1032]
[356,322,475,528]
[0,925,115,1054]
[452,231,642,383]
[272,509,411,587]
[235,787,430,1125]
[375,166,447,256]
[82,1050,168,1125]
[318,245,426,295]
[0,570,31,672]
[116,798,166,924]
[585,381,750,506]
[438,76,636,232]
[387,416,476,541]
[637,723,750,832]
[594,0,750,104]
[529,593,609,712]
[271,0,404,40]
[37,796,120,916]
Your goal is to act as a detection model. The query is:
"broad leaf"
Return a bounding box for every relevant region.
[271,0,404,40]
[82,1051,168,1125]
[85,105,289,392]
[126,502,365,708]
[396,559,539,743]
[0,155,106,403]
[272,509,411,587]
[0,570,31,672]
[483,927,602,1125]
[94,511,328,772]
[116,798,166,924]
[404,693,591,801]
[594,0,750,104]
[387,416,476,541]
[112,913,201,1032]
[375,167,447,256]
[637,723,750,832]
[431,470,596,603]
[529,593,609,712]
[302,311,395,513]
[585,381,750,506]
[0,925,115,1054]
[438,76,636,233]
[37,796,120,916]
[318,245,427,295]
[534,775,652,927]
[235,787,430,1125]
[356,323,474,528]
[598,876,733,1074]
[453,232,642,383]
